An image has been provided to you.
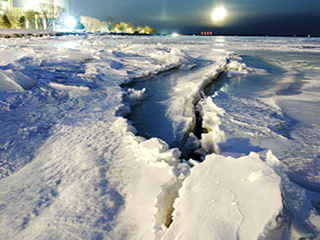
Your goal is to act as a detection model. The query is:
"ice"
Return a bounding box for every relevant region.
[48,82,90,97]
[5,70,38,90]
[163,152,283,240]
[0,68,38,93]
[79,38,105,46]
[125,87,146,102]
[135,138,181,166]
[0,49,22,66]
[0,70,25,92]
[0,32,320,239]
[199,96,226,154]
[167,56,228,143]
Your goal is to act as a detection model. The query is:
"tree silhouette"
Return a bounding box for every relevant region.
[2,14,11,28]
[18,16,26,29]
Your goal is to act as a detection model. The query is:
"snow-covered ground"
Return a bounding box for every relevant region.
[0,32,320,239]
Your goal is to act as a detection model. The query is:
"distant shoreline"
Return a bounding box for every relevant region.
[0,28,318,38]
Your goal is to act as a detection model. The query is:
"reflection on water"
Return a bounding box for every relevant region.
[123,60,212,149]
[123,70,182,147]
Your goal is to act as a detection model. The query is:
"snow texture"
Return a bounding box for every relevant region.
[0,30,319,239]
[163,152,282,240]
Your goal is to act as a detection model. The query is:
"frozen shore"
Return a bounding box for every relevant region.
[0,33,320,239]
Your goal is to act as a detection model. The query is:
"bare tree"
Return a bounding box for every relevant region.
[4,10,21,28]
[25,10,38,29]
[0,14,11,28]
[80,16,102,32]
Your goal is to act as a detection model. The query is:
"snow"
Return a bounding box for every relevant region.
[124,87,146,102]
[163,152,282,240]
[0,31,320,239]
[134,137,181,166]
[166,56,228,143]
[199,96,226,154]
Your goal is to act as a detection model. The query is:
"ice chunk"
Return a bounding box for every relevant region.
[163,152,282,240]
[125,88,146,102]
[139,138,168,153]
[48,83,88,91]
[135,138,181,165]
[199,96,225,154]
[0,69,38,92]
[0,71,24,92]
[0,49,21,66]
[4,70,38,90]
[201,131,222,154]
[228,59,252,73]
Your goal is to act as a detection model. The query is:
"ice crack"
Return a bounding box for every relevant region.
[153,164,190,239]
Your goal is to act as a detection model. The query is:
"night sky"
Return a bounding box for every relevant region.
[16,0,320,35]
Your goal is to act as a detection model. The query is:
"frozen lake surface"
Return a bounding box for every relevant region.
[0,33,320,239]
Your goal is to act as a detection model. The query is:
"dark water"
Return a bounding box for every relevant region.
[122,61,212,150]
[123,70,180,147]
[205,53,286,97]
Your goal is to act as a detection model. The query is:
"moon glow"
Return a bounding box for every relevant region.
[212,7,227,21]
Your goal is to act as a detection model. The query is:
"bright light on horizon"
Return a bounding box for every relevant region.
[64,15,77,29]
[212,7,227,21]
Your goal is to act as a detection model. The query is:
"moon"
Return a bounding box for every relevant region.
[212,7,227,21]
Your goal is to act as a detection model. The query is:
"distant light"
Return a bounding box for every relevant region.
[172,33,180,37]
[64,15,77,29]
[212,7,227,21]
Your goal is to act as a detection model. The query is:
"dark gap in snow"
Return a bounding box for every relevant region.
[119,64,226,162]
[119,62,226,234]
[259,205,293,240]
[193,103,206,140]
[311,201,320,214]
[186,72,226,159]
[120,68,180,147]
[154,178,182,229]
[120,61,217,161]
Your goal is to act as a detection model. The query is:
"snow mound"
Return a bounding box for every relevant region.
[228,59,253,73]
[79,38,105,46]
[163,152,282,240]
[0,49,21,65]
[150,47,195,70]
[199,96,226,154]
[0,70,38,92]
[48,82,90,97]
[227,56,268,77]
[134,138,181,166]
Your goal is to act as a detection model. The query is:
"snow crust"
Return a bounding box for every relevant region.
[164,152,282,240]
